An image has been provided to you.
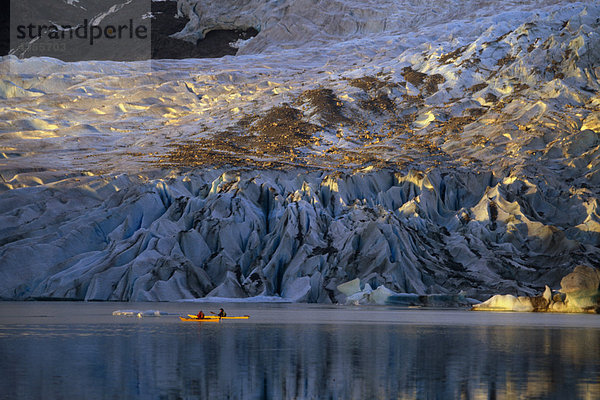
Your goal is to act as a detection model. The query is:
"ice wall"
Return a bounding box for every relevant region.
[1,168,599,302]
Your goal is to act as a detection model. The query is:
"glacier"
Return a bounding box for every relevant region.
[1,167,599,304]
[1,0,600,308]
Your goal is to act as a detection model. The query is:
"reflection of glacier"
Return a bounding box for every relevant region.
[2,319,599,399]
[1,169,599,301]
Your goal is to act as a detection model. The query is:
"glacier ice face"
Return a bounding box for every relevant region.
[1,169,599,302]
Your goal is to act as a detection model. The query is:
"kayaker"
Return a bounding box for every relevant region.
[218,308,226,318]
[196,310,205,319]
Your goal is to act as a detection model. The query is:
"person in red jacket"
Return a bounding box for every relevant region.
[196,310,205,319]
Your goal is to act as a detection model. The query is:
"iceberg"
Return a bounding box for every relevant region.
[336,278,362,298]
[473,266,600,313]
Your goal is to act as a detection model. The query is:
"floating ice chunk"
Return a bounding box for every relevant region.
[112,310,167,317]
[345,291,368,305]
[112,310,138,316]
[560,265,600,294]
[337,278,361,296]
[369,285,396,305]
[472,294,534,312]
[337,279,371,304]
[559,265,600,311]
[474,267,600,313]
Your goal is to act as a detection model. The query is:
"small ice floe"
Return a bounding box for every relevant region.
[338,278,396,305]
[472,265,600,313]
[112,310,168,318]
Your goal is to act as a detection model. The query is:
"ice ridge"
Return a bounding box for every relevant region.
[1,168,598,302]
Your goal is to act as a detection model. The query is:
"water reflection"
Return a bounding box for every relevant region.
[1,320,599,399]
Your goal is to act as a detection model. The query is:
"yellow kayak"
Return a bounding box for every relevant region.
[187,314,250,320]
[179,316,220,322]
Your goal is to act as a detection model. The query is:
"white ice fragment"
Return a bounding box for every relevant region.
[345,291,368,305]
[112,310,138,316]
[337,278,361,296]
[368,285,396,305]
[113,310,167,317]
[472,294,534,312]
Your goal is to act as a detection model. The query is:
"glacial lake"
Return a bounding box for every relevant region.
[0,302,599,399]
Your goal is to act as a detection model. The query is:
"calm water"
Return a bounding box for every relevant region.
[0,302,599,400]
